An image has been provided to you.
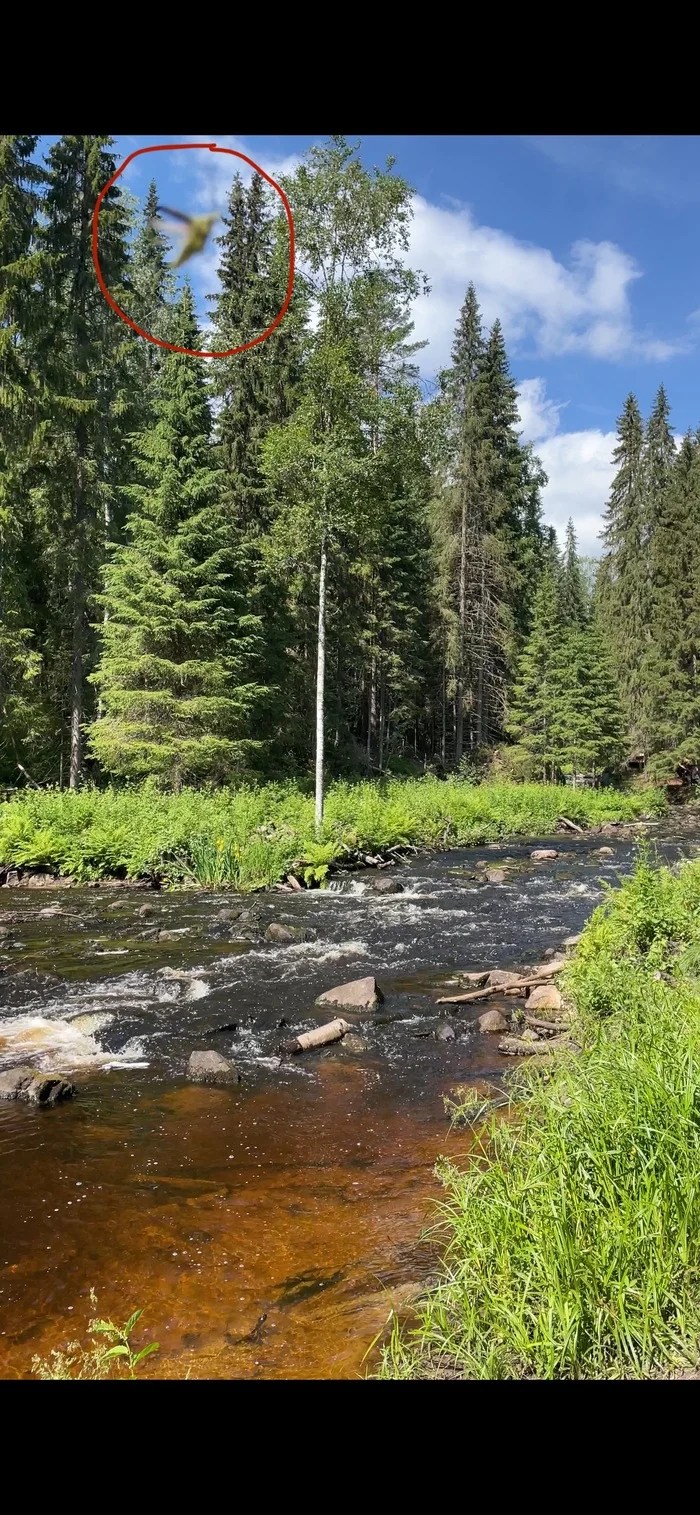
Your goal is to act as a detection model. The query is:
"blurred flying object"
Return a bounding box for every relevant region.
[154,205,219,269]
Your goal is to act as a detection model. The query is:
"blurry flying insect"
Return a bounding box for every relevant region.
[152,205,219,269]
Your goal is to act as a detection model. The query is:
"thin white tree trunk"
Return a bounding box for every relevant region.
[315,536,327,837]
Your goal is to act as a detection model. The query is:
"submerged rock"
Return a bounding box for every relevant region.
[316,975,384,1010]
[264,922,309,944]
[597,846,616,857]
[435,1022,456,1041]
[187,1050,240,1084]
[341,1033,368,1053]
[460,971,490,989]
[478,1009,509,1033]
[487,970,522,989]
[367,875,404,894]
[138,904,156,918]
[531,848,558,862]
[0,1065,75,1105]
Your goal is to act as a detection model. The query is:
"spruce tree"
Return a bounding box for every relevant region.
[552,623,625,781]
[39,135,136,785]
[129,179,177,356]
[645,434,700,772]
[89,285,264,788]
[597,394,648,757]
[559,518,588,627]
[0,136,52,777]
[506,554,564,780]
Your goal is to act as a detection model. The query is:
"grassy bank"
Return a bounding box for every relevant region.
[378,849,700,1379]
[0,778,661,889]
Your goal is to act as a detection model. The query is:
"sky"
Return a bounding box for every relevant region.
[38,134,700,555]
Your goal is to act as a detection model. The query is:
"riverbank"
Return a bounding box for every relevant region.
[378,849,700,1379]
[0,778,663,891]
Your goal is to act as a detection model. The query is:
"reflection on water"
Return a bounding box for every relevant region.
[1,816,698,1378]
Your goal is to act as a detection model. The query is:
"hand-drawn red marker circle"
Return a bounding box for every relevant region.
[91,142,295,359]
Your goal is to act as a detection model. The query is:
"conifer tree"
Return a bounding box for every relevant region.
[551,622,625,781]
[89,285,264,787]
[0,136,52,776]
[645,433,700,772]
[129,179,177,356]
[597,394,648,756]
[506,555,564,780]
[559,518,588,627]
[39,135,136,786]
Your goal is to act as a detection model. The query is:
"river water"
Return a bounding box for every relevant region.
[1,816,699,1379]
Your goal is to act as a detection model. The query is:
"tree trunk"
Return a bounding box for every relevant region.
[378,669,385,772]
[441,665,446,765]
[367,656,376,768]
[314,536,327,837]
[476,558,485,745]
[69,567,84,789]
[455,495,467,765]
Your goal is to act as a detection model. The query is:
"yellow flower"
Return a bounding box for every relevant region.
[217,838,224,852]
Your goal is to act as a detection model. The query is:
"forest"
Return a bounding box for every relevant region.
[2,133,700,822]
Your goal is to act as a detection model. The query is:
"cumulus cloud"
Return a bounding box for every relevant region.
[514,378,615,556]
[407,195,687,373]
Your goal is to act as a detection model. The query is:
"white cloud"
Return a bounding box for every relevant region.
[407,195,687,372]
[515,378,615,556]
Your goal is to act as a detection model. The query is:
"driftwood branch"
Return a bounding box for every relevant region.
[558,815,584,834]
[436,963,563,1006]
[280,1018,350,1054]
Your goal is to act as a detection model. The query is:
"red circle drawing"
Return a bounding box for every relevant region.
[91,142,295,359]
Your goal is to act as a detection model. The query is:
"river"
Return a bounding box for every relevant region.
[1,815,699,1379]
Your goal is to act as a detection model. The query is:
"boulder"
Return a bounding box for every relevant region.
[597,846,615,857]
[264,922,307,944]
[564,933,582,948]
[459,971,490,989]
[0,1065,75,1105]
[478,1009,509,1033]
[138,903,156,918]
[436,1022,456,1041]
[527,984,563,1012]
[531,848,558,861]
[484,867,507,885]
[158,928,190,941]
[315,975,383,1010]
[343,1033,368,1053]
[487,970,522,989]
[187,1050,240,1084]
[216,908,242,923]
[368,875,404,894]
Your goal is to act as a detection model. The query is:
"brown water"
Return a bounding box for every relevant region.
[1,817,698,1379]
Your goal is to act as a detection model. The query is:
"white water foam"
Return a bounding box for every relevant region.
[0,1011,148,1071]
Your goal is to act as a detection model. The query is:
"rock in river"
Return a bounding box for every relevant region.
[342,1033,368,1053]
[187,1050,240,1084]
[0,1065,75,1105]
[367,875,404,894]
[265,922,309,944]
[527,984,563,1012]
[531,848,558,861]
[315,975,384,1010]
[478,1009,510,1033]
[435,1022,456,1041]
[487,970,522,989]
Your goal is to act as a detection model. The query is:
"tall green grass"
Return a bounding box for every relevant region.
[0,777,661,889]
[379,851,700,1379]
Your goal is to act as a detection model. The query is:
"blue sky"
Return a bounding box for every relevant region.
[37,134,700,554]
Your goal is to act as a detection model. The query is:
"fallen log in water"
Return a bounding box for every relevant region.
[498,1034,576,1057]
[436,963,564,1006]
[558,815,585,834]
[280,1018,350,1054]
